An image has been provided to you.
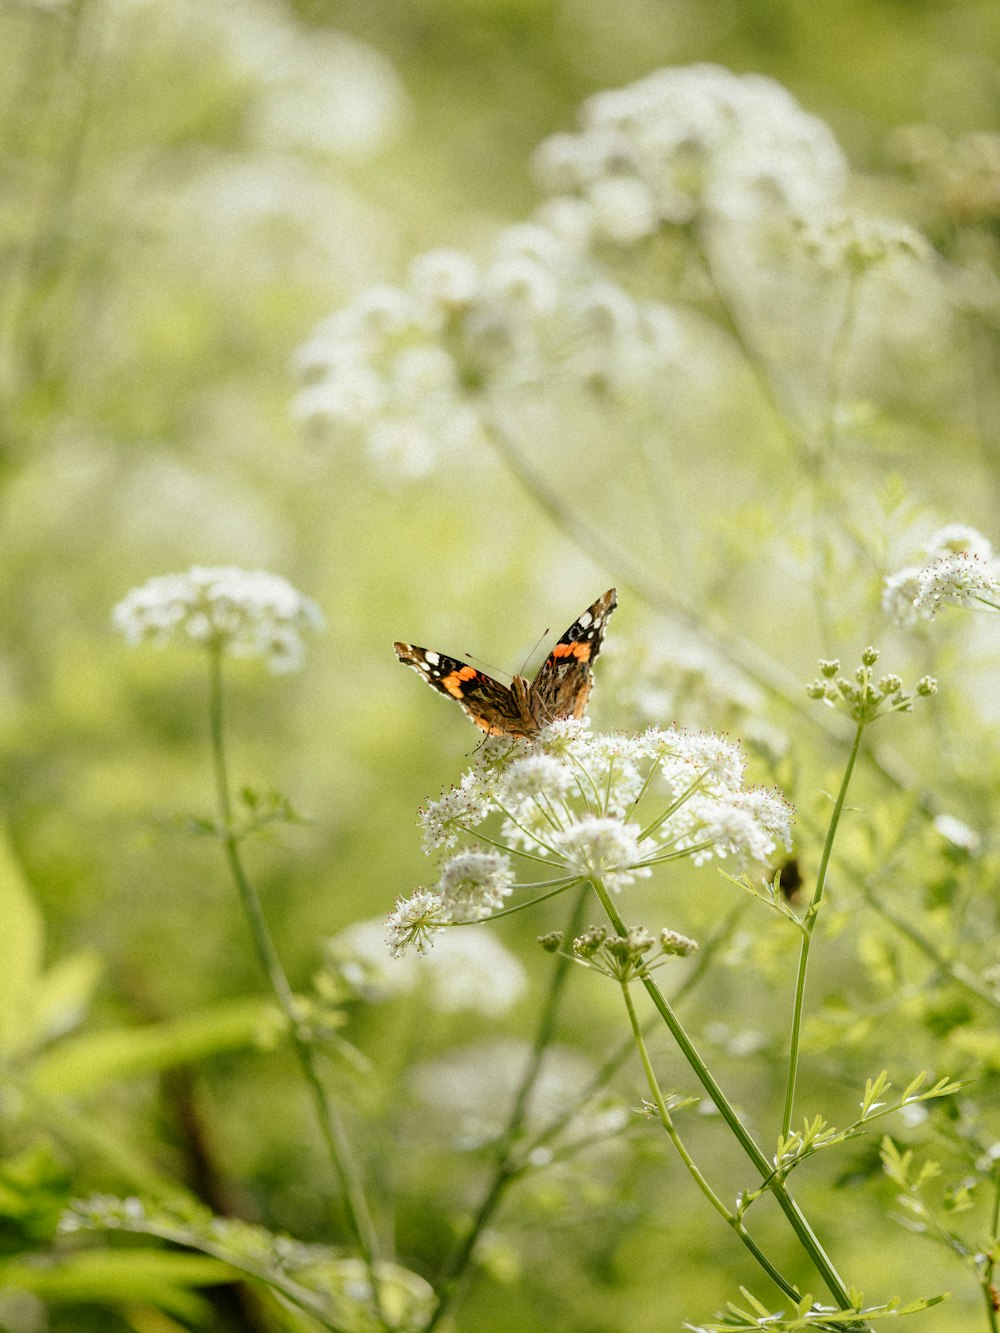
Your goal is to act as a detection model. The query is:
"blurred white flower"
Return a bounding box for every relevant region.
[924,524,994,563]
[410,1039,597,1131]
[104,0,406,162]
[534,64,847,236]
[932,813,981,854]
[881,566,925,629]
[798,213,932,272]
[327,919,526,1014]
[420,931,528,1014]
[113,567,323,672]
[409,249,481,317]
[292,215,680,478]
[250,30,406,159]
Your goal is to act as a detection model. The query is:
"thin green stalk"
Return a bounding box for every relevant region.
[619,977,802,1303]
[481,412,932,819]
[206,648,385,1324]
[425,885,590,1332]
[864,884,1000,1013]
[782,720,865,1140]
[519,899,749,1168]
[984,1171,1000,1333]
[590,878,869,1327]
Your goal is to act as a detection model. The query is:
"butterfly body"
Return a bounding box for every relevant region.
[394,588,617,738]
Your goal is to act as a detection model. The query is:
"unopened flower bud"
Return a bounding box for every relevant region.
[660,928,698,957]
[573,925,608,958]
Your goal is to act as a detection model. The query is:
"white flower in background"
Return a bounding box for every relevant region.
[533,64,847,240]
[883,524,1000,624]
[881,565,926,628]
[113,567,323,672]
[932,814,981,855]
[420,931,527,1014]
[106,0,407,161]
[602,634,788,759]
[798,213,932,272]
[327,919,526,1014]
[410,1039,597,1129]
[292,212,682,477]
[389,719,793,956]
[924,524,994,563]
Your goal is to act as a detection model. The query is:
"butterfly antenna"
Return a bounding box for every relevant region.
[518,626,550,677]
[465,652,513,682]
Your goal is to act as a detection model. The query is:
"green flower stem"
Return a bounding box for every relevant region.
[984,1171,1000,1333]
[425,885,590,1332]
[619,977,802,1303]
[206,649,385,1321]
[520,898,749,1168]
[782,719,865,1140]
[590,878,868,1326]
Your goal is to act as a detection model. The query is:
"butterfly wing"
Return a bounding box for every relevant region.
[530,587,618,724]
[393,643,526,735]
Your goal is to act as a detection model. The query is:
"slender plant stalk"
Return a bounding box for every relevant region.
[781,719,865,1140]
[206,648,386,1325]
[619,977,802,1302]
[864,884,1000,1013]
[482,396,934,817]
[425,886,590,1331]
[513,898,750,1176]
[590,878,870,1328]
[983,1170,1000,1333]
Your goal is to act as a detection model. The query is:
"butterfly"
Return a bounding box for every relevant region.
[394,588,617,739]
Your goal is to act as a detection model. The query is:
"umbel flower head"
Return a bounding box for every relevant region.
[882,524,1000,626]
[113,567,324,673]
[386,719,793,956]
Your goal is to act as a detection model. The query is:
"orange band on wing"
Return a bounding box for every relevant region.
[441,664,478,697]
[551,642,591,662]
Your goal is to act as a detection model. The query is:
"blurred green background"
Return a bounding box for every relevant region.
[3,0,1000,1329]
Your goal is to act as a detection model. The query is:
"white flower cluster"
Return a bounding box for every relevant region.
[532,64,847,241]
[292,221,683,477]
[882,525,1000,626]
[386,719,793,956]
[113,566,324,672]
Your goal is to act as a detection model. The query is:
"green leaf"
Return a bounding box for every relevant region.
[0,1145,71,1249]
[64,1195,436,1332]
[0,1248,227,1319]
[28,997,275,1097]
[0,831,44,1057]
